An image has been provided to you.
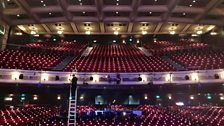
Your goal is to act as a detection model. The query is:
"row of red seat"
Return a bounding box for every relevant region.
[25,41,87,55]
[170,49,224,70]
[144,41,208,55]
[64,44,175,72]
[0,49,63,70]
[2,105,223,126]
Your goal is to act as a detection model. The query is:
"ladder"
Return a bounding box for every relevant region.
[67,86,78,126]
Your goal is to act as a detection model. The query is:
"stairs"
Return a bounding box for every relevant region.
[138,47,152,56]
[81,47,93,56]
[52,56,75,71]
[67,87,78,126]
[162,56,186,71]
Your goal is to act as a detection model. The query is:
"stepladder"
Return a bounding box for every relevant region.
[67,86,78,126]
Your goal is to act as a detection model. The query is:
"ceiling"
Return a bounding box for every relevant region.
[0,0,223,35]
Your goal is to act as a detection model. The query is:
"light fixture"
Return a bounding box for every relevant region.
[191,72,199,81]
[144,96,148,100]
[142,30,147,35]
[57,30,63,34]
[113,40,116,43]
[49,12,52,15]
[189,4,192,7]
[191,34,198,37]
[210,31,217,35]
[114,31,119,35]
[30,31,36,35]
[220,96,224,100]
[85,30,91,35]
[122,40,126,44]
[168,96,172,100]
[11,71,20,80]
[33,95,38,100]
[57,95,61,100]
[169,31,175,35]
[196,30,202,34]
[15,32,23,35]
[41,73,48,81]
[84,27,92,35]
[43,4,46,6]
[93,40,97,43]
[41,0,43,3]
[176,102,184,106]
[116,11,119,14]
[136,40,140,43]
[190,96,194,100]
[165,73,172,82]
[17,14,20,17]
[92,74,99,82]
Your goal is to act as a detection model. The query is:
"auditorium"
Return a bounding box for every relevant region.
[1,0,224,126]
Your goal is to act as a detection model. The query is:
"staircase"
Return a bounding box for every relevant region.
[138,47,152,56]
[81,47,93,56]
[52,56,75,71]
[67,87,78,126]
[162,56,186,71]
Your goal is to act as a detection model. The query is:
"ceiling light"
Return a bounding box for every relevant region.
[113,40,116,43]
[193,0,196,3]
[149,12,152,14]
[182,13,186,16]
[17,14,20,17]
[41,0,43,3]
[116,3,119,5]
[43,4,46,6]
[196,30,202,34]
[80,2,82,5]
[122,40,126,44]
[93,40,97,43]
[189,4,192,7]
[18,25,26,31]
[15,32,23,35]
[117,0,119,1]
[49,12,52,15]
[30,31,36,35]
[79,0,82,1]
[116,11,119,14]
[114,31,119,35]
[170,31,175,35]
[34,34,39,37]
[210,31,217,35]
[85,31,91,35]
[191,34,198,37]
[7,0,10,2]
[141,30,147,35]
[57,30,63,34]
[136,40,140,43]
[82,12,85,14]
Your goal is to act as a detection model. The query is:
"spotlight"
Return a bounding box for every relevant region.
[90,76,93,81]
[19,74,24,79]
[55,75,60,80]
[185,75,190,80]
[138,76,142,81]
[214,74,220,79]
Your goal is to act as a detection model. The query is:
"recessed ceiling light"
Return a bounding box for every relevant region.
[43,4,46,6]
[117,0,119,1]
[189,4,192,7]
[155,0,157,2]
[149,12,152,14]
[116,3,119,5]
[79,0,82,2]
[49,13,52,15]
[7,0,10,2]
[193,0,196,3]
[116,11,119,14]
[41,0,43,3]
[17,14,20,17]
[183,13,186,16]
[82,12,86,14]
